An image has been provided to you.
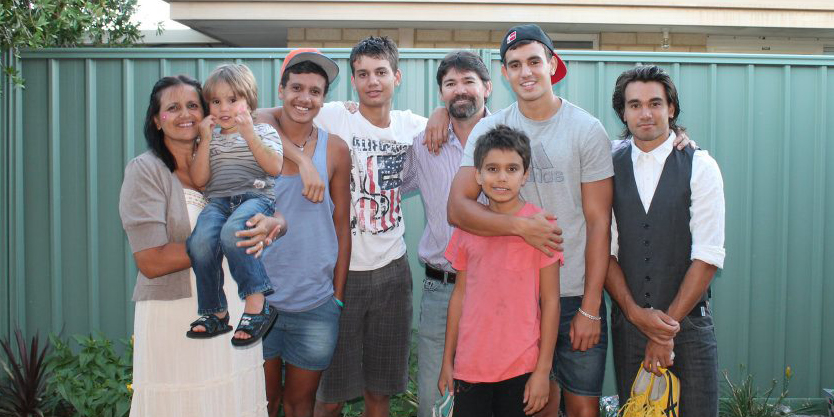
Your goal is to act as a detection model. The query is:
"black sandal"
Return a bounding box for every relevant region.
[231,303,278,347]
[186,313,232,339]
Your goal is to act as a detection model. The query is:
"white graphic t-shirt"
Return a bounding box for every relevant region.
[316,102,427,271]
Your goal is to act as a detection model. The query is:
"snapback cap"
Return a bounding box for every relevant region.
[280,48,339,84]
[499,24,567,85]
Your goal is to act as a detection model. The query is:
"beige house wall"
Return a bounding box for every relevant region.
[172,1,834,32]
[169,1,833,53]
[600,32,707,52]
[288,28,501,49]
[287,27,706,52]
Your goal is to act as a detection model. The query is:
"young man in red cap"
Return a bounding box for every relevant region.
[260,38,427,417]
[255,49,352,417]
[447,24,612,417]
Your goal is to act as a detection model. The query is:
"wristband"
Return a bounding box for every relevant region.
[578,307,602,321]
[334,297,344,308]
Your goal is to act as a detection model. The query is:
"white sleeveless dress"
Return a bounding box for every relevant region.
[129,188,268,417]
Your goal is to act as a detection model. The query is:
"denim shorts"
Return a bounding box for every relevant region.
[262,296,342,371]
[551,296,608,397]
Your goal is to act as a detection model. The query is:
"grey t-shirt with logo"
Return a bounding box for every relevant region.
[460,99,613,296]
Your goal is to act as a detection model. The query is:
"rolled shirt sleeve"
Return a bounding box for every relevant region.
[689,150,726,269]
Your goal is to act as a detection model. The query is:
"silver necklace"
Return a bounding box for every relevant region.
[291,127,316,152]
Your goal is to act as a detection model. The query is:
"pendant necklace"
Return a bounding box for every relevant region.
[291,127,316,152]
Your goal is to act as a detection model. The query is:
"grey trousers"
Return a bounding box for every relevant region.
[611,305,719,417]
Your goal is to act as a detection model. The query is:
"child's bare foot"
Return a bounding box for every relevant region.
[235,294,265,340]
[192,311,228,333]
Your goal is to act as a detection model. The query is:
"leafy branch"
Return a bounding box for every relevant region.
[0,0,145,93]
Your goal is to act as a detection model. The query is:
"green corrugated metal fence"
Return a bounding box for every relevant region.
[2,48,833,401]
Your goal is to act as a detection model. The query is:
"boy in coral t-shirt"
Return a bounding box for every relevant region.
[438,125,562,417]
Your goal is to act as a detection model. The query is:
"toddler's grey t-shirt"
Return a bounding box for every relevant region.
[204,123,283,200]
[461,99,613,296]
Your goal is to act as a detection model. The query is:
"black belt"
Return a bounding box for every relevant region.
[425,265,456,284]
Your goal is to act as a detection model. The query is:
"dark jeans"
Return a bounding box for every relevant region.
[612,305,719,417]
[187,193,274,315]
[453,373,530,417]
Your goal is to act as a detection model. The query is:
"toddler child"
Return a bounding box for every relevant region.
[186,63,283,346]
[438,125,562,417]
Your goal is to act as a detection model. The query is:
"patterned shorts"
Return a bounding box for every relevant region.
[316,255,413,403]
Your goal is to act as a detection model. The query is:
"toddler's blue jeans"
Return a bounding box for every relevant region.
[187,193,275,315]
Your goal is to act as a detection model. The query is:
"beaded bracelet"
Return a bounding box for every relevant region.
[578,307,602,321]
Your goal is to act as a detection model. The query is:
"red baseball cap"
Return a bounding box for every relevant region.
[280,48,339,84]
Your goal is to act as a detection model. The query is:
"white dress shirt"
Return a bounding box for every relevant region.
[611,132,726,269]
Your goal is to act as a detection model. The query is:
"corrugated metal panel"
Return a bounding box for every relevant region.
[1,49,13,342]
[3,48,833,400]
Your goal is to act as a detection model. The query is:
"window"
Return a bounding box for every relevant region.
[548,33,599,50]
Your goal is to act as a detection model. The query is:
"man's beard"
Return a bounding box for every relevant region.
[448,95,479,119]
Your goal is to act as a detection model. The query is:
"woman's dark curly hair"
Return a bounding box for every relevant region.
[143,75,207,171]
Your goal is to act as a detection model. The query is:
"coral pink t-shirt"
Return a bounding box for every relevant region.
[444,203,563,383]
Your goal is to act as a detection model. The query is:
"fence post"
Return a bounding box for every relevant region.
[0,48,10,342]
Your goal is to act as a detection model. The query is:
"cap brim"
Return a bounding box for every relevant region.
[282,51,340,84]
[551,53,567,85]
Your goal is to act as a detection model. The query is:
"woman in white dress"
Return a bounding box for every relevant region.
[119,75,283,417]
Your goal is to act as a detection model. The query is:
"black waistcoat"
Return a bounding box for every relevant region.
[612,142,706,311]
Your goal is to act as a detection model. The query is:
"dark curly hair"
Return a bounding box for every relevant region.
[611,65,682,139]
[143,75,207,171]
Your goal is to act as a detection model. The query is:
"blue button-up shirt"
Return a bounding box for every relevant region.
[402,110,489,273]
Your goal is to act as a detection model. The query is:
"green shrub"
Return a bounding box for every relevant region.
[719,365,814,417]
[45,334,132,417]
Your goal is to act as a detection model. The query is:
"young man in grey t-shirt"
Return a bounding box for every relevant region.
[448,24,613,417]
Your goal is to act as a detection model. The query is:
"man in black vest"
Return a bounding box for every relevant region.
[606,65,725,416]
